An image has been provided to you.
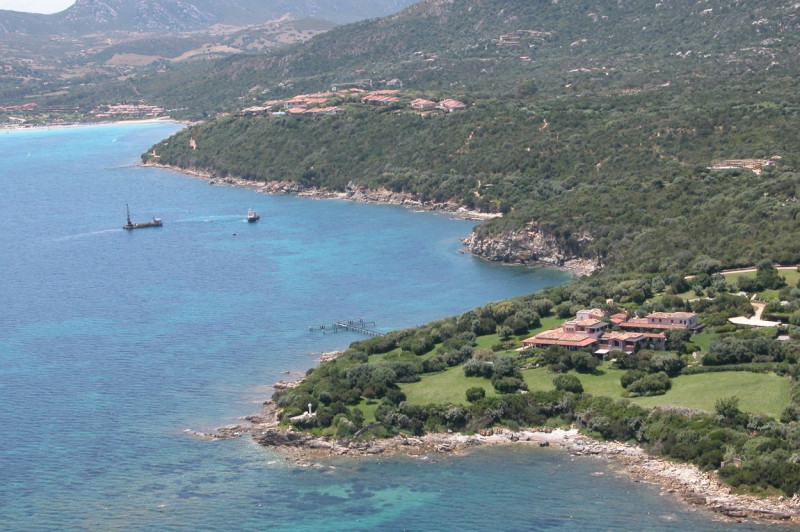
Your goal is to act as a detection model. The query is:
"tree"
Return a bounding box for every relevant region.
[620,370,647,389]
[571,351,600,373]
[715,396,746,427]
[517,79,538,96]
[715,396,741,418]
[648,352,685,377]
[553,374,583,393]
[665,329,692,353]
[466,387,486,402]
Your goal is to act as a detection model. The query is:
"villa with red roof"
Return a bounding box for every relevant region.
[409,98,437,110]
[522,308,669,354]
[618,311,701,333]
[437,99,466,112]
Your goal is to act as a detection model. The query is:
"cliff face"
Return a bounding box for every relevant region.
[461,222,601,277]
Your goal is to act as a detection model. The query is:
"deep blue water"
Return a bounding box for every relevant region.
[0,122,772,530]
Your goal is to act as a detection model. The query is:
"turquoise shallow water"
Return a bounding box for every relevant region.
[0,122,773,530]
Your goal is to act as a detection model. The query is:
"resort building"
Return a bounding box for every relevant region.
[595,331,666,355]
[522,328,600,351]
[437,99,466,112]
[409,98,437,110]
[618,311,701,333]
[522,308,668,355]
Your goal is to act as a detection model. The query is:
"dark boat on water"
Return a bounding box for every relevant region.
[123,204,162,230]
[247,209,260,222]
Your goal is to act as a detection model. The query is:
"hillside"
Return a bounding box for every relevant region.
[0,0,415,33]
[113,0,800,116]
[142,0,800,275]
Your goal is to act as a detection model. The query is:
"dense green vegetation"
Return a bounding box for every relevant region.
[271,268,800,495]
[120,0,800,117]
[148,84,800,274]
[142,0,800,274]
[123,0,800,497]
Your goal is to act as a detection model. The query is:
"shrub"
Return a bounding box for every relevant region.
[620,370,647,389]
[626,372,671,396]
[571,351,600,373]
[492,376,528,394]
[553,374,583,393]
[466,387,486,402]
[463,358,494,378]
[648,352,686,377]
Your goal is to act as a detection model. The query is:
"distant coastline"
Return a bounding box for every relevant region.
[144,162,604,278]
[0,116,188,133]
[145,162,501,220]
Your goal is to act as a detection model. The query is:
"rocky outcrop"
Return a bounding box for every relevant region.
[567,438,800,523]
[192,395,800,524]
[461,222,601,276]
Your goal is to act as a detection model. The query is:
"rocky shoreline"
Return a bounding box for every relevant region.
[145,163,600,277]
[193,393,800,525]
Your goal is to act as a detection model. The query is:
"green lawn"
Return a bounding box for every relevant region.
[522,362,627,398]
[404,361,790,419]
[689,331,715,353]
[672,267,798,300]
[722,268,798,300]
[522,364,790,418]
[633,371,790,418]
[355,398,382,424]
[529,316,569,336]
[400,369,499,405]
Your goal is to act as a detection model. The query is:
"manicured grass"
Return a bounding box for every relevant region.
[522,362,624,397]
[400,367,498,405]
[370,347,402,363]
[671,267,798,300]
[402,356,790,418]
[475,333,502,350]
[723,268,799,300]
[356,398,382,424]
[523,363,789,418]
[633,372,790,418]
[689,331,715,354]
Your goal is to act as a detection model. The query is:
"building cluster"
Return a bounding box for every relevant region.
[708,158,777,173]
[0,103,37,113]
[240,85,466,118]
[522,309,701,357]
[408,98,466,112]
[91,104,164,118]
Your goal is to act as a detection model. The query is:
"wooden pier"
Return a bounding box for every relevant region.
[309,318,384,337]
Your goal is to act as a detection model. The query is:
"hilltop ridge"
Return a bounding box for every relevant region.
[0,0,415,33]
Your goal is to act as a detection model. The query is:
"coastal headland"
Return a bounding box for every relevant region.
[155,155,791,524]
[196,385,800,525]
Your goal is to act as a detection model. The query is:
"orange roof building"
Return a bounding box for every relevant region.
[618,312,700,332]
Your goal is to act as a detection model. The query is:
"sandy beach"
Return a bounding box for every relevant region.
[0,116,188,133]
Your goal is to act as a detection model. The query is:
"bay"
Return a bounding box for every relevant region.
[0,122,770,530]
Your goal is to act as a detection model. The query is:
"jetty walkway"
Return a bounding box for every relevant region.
[309,318,384,337]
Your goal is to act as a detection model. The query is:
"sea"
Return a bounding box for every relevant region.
[0,122,775,530]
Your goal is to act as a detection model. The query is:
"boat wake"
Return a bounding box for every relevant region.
[173,215,243,223]
[55,228,122,241]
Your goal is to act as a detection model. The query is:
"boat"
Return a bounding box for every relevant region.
[247,209,260,222]
[123,204,162,230]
